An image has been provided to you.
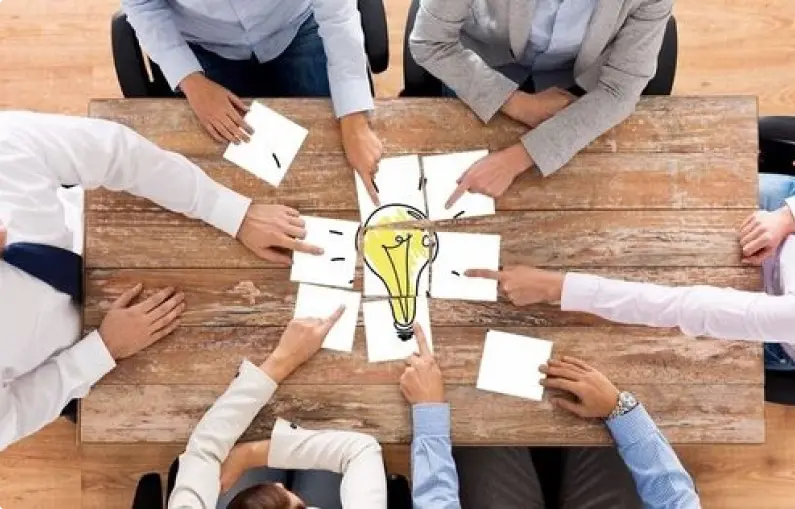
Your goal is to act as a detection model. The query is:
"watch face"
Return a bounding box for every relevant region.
[619,392,637,408]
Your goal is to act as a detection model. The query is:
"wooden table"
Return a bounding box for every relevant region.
[81,97,764,446]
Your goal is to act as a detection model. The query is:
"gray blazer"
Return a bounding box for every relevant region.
[410,0,673,176]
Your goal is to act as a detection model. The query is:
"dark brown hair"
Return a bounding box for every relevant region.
[227,483,293,509]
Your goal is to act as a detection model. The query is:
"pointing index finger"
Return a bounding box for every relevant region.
[464,268,501,280]
[321,305,346,334]
[413,323,432,358]
[445,180,468,210]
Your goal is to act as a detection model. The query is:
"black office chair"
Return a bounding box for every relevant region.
[131,458,412,509]
[759,117,795,178]
[111,1,389,98]
[401,0,678,98]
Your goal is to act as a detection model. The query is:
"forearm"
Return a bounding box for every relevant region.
[122,0,202,89]
[501,89,577,128]
[409,0,517,122]
[411,404,461,509]
[312,0,374,118]
[170,361,278,508]
[561,272,795,343]
[607,405,700,509]
[0,332,115,451]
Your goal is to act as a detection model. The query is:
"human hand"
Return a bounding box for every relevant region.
[220,441,269,492]
[180,72,253,144]
[739,207,795,264]
[341,112,383,205]
[465,265,565,306]
[540,357,619,419]
[99,284,186,360]
[238,204,323,266]
[446,144,532,208]
[502,88,576,128]
[261,306,345,383]
[400,324,445,405]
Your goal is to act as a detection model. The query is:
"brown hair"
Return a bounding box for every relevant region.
[227,483,293,509]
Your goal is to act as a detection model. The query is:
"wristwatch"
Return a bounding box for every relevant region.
[606,391,639,421]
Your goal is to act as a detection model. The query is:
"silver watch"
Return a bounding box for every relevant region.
[606,391,638,421]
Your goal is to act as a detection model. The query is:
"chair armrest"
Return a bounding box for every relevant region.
[111,10,152,98]
[358,0,389,74]
[401,0,443,97]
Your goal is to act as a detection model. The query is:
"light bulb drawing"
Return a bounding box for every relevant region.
[360,204,438,341]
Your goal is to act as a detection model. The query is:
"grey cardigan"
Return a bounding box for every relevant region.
[410,0,673,176]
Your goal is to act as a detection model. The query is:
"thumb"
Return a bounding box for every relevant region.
[552,397,588,418]
[111,283,143,309]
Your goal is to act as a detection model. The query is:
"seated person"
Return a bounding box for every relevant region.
[409,0,673,208]
[398,329,699,508]
[0,111,319,452]
[123,0,382,201]
[168,307,387,509]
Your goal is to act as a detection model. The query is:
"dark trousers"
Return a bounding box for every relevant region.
[453,446,642,509]
[189,15,331,99]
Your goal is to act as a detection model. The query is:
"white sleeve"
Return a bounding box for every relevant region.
[168,361,278,509]
[0,332,115,452]
[561,272,795,344]
[268,419,387,509]
[0,111,251,248]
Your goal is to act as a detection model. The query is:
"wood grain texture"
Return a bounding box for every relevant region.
[86,97,758,157]
[85,210,754,268]
[81,383,764,445]
[85,152,758,213]
[101,326,761,386]
[83,267,760,327]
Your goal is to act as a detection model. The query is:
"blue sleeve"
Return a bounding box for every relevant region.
[606,404,701,509]
[411,403,461,509]
[122,0,203,89]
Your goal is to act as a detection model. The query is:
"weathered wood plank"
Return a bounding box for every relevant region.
[83,267,760,327]
[85,210,753,268]
[88,97,758,157]
[99,326,761,386]
[80,383,764,444]
[85,152,758,213]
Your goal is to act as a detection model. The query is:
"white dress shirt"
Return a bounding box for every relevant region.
[169,360,387,509]
[561,204,795,350]
[0,111,252,451]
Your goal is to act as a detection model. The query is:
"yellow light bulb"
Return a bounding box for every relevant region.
[361,205,437,340]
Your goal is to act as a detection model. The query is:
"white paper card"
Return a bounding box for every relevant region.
[355,155,426,223]
[293,284,361,352]
[477,330,554,401]
[290,216,360,289]
[363,297,433,362]
[364,265,430,297]
[423,150,494,221]
[223,101,308,187]
[430,232,500,301]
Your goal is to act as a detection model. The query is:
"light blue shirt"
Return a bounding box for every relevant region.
[501,0,597,90]
[411,402,699,509]
[411,404,461,509]
[122,0,373,118]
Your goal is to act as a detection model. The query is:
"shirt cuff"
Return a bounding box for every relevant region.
[521,126,564,177]
[330,77,375,118]
[412,403,451,440]
[159,44,205,91]
[785,197,795,223]
[560,272,602,312]
[70,331,117,385]
[206,185,252,238]
[606,404,659,448]
[236,359,279,394]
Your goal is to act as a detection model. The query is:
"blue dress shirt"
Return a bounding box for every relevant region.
[122,0,373,118]
[411,404,461,509]
[410,402,699,508]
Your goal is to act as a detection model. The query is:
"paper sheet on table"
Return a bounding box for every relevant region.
[290,216,360,289]
[363,297,433,362]
[355,154,426,223]
[293,284,361,352]
[477,330,553,401]
[223,101,308,187]
[431,232,500,301]
[422,150,494,221]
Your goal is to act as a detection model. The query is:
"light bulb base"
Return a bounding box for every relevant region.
[396,326,414,342]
